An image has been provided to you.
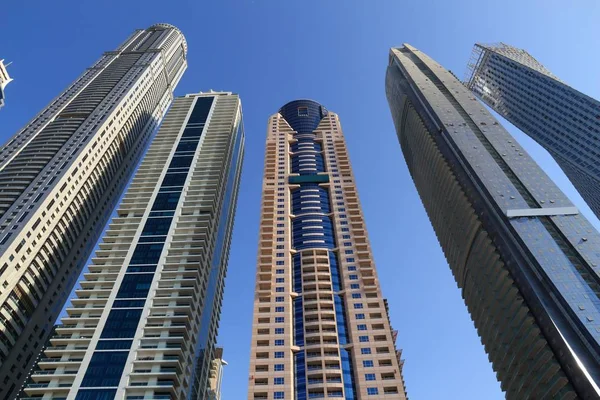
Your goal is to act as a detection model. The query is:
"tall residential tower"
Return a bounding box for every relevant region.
[22,92,244,400]
[0,59,12,109]
[386,44,600,399]
[465,43,600,219]
[247,100,407,400]
[0,24,187,399]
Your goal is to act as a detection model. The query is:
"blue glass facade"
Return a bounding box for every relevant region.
[387,44,600,398]
[465,43,600,219]
[76,96,214,400]
[279,100,356,399]
[189,107,245,399]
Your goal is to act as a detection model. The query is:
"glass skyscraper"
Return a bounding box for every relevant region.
[386,44,600,399]
[22,92,244,400]
[464,43,600,219]
[0,24,187,400]
[247,100,407,400]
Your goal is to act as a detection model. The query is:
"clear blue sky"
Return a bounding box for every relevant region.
[2,1,600,398]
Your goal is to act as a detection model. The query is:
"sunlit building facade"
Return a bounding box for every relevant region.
[22,92,244,400]
[387,44,600,399]
[247,100,407,400]
[0,24,187,400]
[0,59,12,109]
[465,43,600,219]
[207,347,227,400]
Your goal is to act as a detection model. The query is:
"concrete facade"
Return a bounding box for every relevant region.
[22,92,244,400]
[247,100,407,400]
[0,24,187,400]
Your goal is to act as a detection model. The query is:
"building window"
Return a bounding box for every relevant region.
[361,348,372,355]
[348,266,356,271]
[275,297,284,302]
[274,352,284,358]
[274,339,284,346]
[298,107,309,116]
[354,304,363,309]
[350,284,360,289]
[346,258,355,262]
[356,313,365,319]
[276,269,284,274]
[276,287,284,292]
[274,377,284,385]
[275,328,284,334]
[276,278,284,283]
[359,336,369,343]
[351,293,361,299]
[274,364,284,371]
[357,324,367,331]
[349,275,358,280]
[274,392,285,399]
[367,388,379,395]
[275,307,284,312]
[275,317,284,323]
[363,360,374,368]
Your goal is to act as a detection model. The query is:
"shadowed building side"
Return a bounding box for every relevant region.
[387,44,600,400]
[21,92,244,400]
[0,23,187,400]
[464,43,600,220]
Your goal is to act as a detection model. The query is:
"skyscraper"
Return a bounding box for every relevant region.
[21,92,244,400]
[247,100,407,400]
[464,43,600,219]
[207,347,227,400]
[386,44,600,399]
[0,59,12,109]
[0,24,187,399]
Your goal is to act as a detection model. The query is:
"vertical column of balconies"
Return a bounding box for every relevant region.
[318,111,406,399]
[0,25,188,400]
[285,100,354,400]
[22,95,222,400]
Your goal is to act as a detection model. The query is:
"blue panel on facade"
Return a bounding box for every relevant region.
[340,349,356,399]
[292,215,336,250]
[129,243,165,265]
[141,217,173,237]
[100,309,143,338]
[294,298,304,346]
[294,351,307,400]
[151,192,182,211]
[187,97,214,124]
[75,389,117,400]
[96,340,133,350]
[112,299,146,308]
[279,100,327,133]
[330,252,341,292]
[293,254,302,293]
[80,351,129,387]
[116,273,154,299]
[334,295,348,345]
